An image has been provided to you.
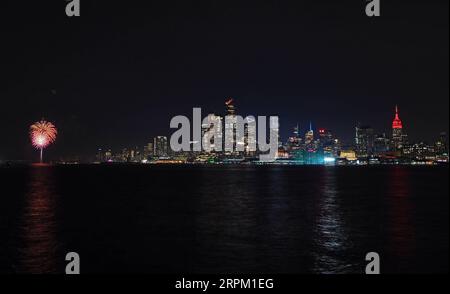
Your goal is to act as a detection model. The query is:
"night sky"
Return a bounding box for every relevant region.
[1,0,448,161]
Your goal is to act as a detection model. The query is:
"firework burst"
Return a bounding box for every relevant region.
[30,120,57,163]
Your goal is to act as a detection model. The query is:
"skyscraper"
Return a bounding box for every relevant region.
[143,142,154,159]
[435,132,448,155]
[374,133,390,155]
[305,122,314,145]
[287,124,302,148]
[270,116,280,159]
[286,124,304,162]
[435,132,449,162]
[96,148,104,162]
[244,116,257,157]
[202,113,222,152]
[224,98,238,154]
[392,105,404,150]
[154,136,168,158]
[318,128,333,146]
[319,128,334,157]
[355,124,374,158]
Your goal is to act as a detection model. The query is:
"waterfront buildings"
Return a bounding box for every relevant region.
[355,125,374,158]
[392,105,407,151]
[91,104,448,165]
[154,136,168,158]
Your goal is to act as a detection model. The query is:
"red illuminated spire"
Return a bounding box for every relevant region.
[392,105,403,129]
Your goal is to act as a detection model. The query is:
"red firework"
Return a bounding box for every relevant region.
[30,120,57,162]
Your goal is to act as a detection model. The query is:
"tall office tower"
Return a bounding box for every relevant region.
[392,105,404,150]
[318,128,333,145]
[244,116,257,156]
[270,116,280,158]
[318,128,334,157]
[96,148,104,162]
[332,138,342,158]
[224,98,238,154]
[305,122,314,145]
[153,136,168,157]
[144,142,154,158]
[202,113,223,152]
[303,122,317,163]
[374,133,390,155]
[435,132,448,155]
[287,124,302,148]
[435,132,449,162]
[355,124,374,157]
[286,124,303,161]
[293,123,301,141]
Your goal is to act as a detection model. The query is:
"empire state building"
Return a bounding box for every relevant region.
[392,105,404,150]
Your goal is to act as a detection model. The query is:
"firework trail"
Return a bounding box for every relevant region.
[30,120,57,163]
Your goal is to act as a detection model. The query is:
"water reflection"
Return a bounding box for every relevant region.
[313,167,352,273]
[194,166,260,272]
[386,166,415,268]
[1,165,445,273]
[16,165,59,273]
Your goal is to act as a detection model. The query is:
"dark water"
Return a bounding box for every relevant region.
[0,165,448,274]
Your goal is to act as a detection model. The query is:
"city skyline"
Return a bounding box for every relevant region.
[1,1,448,161]
[1,100,448,163]
[87,101,448,165]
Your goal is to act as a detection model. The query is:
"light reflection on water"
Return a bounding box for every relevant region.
[312,167,352,274]
[16,165,60,274]
[0,165,447,273]
[386,166,415,269]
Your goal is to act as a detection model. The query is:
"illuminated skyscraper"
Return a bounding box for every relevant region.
[435,132,449,162]
[286,124,304,162]
[305,122,314,145]
[303,122,319,164]
[374,133,390,155]
[355,124,374,157]
[319,128,334,157]
[148,142,154,154]
[293,123,300,140]
[154,136,168,157]
[224,98,237,154]
[202,113,223,152]
[392,105,404,150]
[287,124,302,147]
[244,116,256,156]
[96,148,104,162]
[270,116,280,159]
[436,132,448,155]
[318,128,333,145]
